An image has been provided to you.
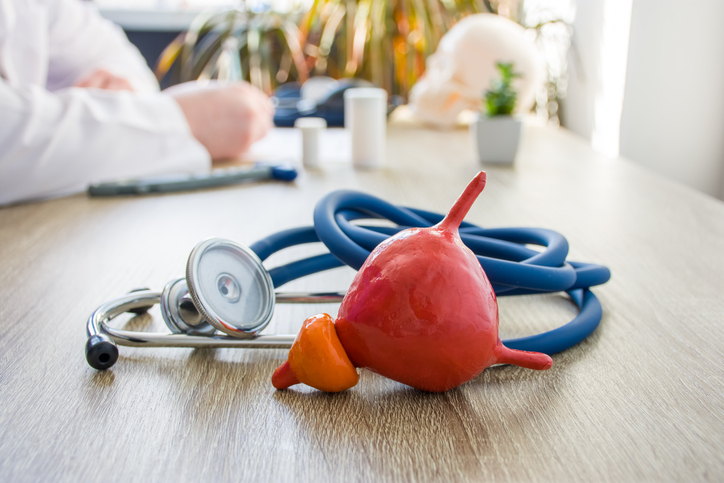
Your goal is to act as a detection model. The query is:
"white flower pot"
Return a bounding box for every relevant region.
[470,114,522,165]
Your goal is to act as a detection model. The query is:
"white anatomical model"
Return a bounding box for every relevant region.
[408,14,544,127]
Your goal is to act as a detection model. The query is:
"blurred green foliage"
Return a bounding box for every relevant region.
[484,61,521,116]
[155,0,570,121]
[156,0,490,99]
[156,7,309,95]
[299,0,487,99]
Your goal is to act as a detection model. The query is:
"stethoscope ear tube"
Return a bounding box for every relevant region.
[83,290,275,369]
[85,291,161,370]
[85,288,346,370]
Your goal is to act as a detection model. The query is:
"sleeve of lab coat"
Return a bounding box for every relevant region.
[44,0,160,93]
[0,80,211,206]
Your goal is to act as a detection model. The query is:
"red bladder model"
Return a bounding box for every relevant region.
[272,172,552,392]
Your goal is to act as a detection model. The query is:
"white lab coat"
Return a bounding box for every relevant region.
[0,0,210,206]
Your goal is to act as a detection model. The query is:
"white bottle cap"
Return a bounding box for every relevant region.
[295,117,327,168]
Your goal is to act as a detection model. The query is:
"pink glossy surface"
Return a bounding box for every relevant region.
[335,225,501,392]
[334,171,551,392]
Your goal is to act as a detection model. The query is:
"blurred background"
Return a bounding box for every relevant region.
[95,0,724,201]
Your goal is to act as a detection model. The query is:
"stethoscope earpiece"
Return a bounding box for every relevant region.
[85,334,119,371]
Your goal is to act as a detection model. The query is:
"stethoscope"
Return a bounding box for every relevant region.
[86,190,611,370]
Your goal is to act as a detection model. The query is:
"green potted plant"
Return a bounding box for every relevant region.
[471,61,523,165]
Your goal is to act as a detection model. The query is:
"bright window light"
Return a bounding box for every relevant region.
[591,0,632,158]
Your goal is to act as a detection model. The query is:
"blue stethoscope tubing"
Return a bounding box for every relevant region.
[249,190,611,357]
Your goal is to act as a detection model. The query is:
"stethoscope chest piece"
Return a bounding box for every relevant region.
[86,236,344,370]
[160,278,215,335]
[173,238,276,338]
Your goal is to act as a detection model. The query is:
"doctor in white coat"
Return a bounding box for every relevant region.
[0,0,274,206]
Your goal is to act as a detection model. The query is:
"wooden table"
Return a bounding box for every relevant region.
[1,122,723,482]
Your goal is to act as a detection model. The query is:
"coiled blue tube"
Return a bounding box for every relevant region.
[251,190,611,355]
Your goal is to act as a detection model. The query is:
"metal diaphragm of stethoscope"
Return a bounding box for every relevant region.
[86,190,611,371]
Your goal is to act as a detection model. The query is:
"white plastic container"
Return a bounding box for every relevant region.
[344,88,387,169]
[294,117,327,168]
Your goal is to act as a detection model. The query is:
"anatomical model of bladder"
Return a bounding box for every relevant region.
[272,172,552,393]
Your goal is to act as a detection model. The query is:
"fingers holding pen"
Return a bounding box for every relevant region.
[170,81,275,162]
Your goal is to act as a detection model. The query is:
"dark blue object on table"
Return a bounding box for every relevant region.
[273,78,403,127]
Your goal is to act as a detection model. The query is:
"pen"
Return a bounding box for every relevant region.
[88,164,298,196]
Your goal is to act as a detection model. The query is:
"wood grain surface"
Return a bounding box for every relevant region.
[1,123,723,482]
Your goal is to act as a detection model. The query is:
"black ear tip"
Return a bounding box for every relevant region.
[85,335,119,370]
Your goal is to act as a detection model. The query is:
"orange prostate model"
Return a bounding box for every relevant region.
[272,172,552,393]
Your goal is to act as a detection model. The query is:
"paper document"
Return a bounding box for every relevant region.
[247,128,351,165]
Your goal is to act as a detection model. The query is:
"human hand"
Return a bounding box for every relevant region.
[74,69,134,91]
[169,82,274,161]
